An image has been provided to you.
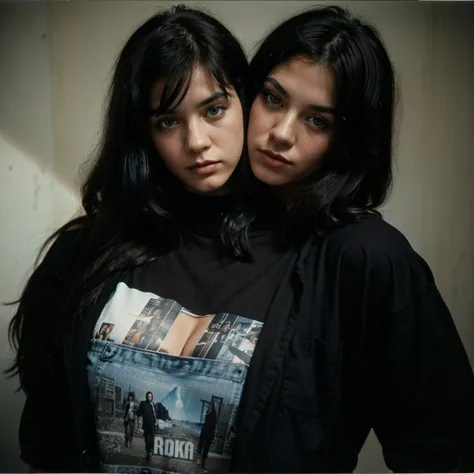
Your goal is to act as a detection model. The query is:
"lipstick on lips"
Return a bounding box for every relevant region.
[258,149,292,168]
[189,160,220,175]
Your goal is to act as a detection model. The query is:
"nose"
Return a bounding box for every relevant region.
[186,119,211,153]
[269,112,296,148]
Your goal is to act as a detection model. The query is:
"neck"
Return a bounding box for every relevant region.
[172,190,235,236]
[184,183,231,197]
[268,181,298,204]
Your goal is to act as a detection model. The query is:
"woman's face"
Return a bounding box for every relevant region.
[247,56,337,186]
[150,63,244,195]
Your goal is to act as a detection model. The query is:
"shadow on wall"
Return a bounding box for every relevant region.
[0,360,26,473]
[0,4,81,472]
[0,132,80,473]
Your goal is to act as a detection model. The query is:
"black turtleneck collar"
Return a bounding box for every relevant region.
[171,191,235,236]
[168,189,288,245]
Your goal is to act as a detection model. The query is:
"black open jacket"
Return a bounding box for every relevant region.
[17,216,474,472]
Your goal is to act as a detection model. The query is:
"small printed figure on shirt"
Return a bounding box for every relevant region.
[196,403,218,470]
[94,322,115,341]
[136,391,171,461]
[123,391,137,447]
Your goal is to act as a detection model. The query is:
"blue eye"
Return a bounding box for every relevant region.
[157,118,177,129]
[261,90,282,108]
[307,116,330,130]
[207,105,225,117]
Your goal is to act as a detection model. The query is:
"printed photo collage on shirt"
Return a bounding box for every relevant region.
[94,285,263,365]
[91,284,261,473]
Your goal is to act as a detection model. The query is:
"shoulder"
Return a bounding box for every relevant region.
[312,215,436,309]
[321,215,426,270]
[43,225,89,266]
[323,215,411,257]
[37,224,90,282]
[19,225,91,316]
[17,223,90,304]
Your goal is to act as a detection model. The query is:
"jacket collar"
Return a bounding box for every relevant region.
[231,240,312,462]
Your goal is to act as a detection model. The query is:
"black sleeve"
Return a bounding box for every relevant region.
[329,218,474,472]
[347,230,474,473]
[19,369,75,472]
[16,229,88,471]
[372,277,474,472]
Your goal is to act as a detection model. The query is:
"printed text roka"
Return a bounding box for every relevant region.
[154,436,194,460]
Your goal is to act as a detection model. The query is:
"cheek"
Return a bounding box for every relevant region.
[217,109,244,162]
[297,135,332,171]
[152,133,182,169]
[248,102,269,144]
[225,109,244,145]
[305,134,332,160]
[230,126,244,157]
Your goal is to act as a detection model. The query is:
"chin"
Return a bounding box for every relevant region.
[185,174,232,196]
[250,161,290,187]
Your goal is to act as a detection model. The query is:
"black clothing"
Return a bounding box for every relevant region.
[136,401,157,434]
[16,212,474,472]
[198,408,218,462]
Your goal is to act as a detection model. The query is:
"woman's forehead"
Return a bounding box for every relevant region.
[150,63,229,111]
[267,57,336,110]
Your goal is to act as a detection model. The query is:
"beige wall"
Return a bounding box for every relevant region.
[0,3,78,472]
[1,1,473,472]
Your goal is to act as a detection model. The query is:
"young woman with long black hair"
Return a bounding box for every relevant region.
[6,5,297,473]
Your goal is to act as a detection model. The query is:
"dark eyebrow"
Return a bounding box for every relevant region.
[265,77,289,99]
[150,91,228,117]
[264,77,337,116]
[197,91,228,107]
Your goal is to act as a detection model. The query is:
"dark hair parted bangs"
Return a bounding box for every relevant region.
[87,5,248,217]
[6,5,250,390]
[247,6,396,236]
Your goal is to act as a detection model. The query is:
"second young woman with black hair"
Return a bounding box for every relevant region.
[239,5,474,473]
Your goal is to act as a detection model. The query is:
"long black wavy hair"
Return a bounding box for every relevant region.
[246,6,396,236]
[6,5,252,388]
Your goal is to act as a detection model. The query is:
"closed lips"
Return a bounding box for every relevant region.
[260,150,291,164]
[190,160,218,168]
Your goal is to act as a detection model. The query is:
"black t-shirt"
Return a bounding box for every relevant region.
[17,208,474,473]
[129,192,296,322]
[86,192,298,473]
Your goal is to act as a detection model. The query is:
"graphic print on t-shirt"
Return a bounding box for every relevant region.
[88,282,262,473]
[93,282,262,365]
